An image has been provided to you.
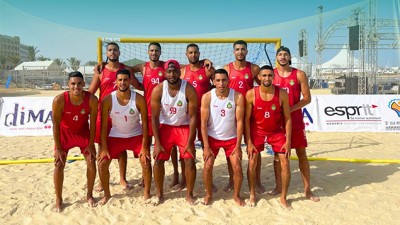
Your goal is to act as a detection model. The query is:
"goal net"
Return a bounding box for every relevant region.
[97,38,281,69]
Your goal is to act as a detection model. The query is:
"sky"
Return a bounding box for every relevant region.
[0,0,399,67]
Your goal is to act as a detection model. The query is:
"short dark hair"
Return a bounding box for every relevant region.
[106,42,119,50]
[186,43,199,51]
[116,69,131,78]
[148,42,161,51]
[68,71,84,80]
[212,68,229,80]
[260,65,274,72]
[233,40,247,49]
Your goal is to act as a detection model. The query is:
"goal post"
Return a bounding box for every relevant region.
[97,37,281,68]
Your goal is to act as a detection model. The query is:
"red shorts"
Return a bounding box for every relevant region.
[56,127,90,155]
[106,135,143,159]
[251,132,287,153]
[95,112,111,144]
[156,124,193,160]
[147,116,153,137]
[291,129,308,149]
[208,136,237,158]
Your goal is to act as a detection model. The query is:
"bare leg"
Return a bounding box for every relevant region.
[230,154,245,206]
[268,155,282,196]
[255,153,266,194]
[85,154,97,207]
[139,136,153,188]
[278,153,292,210]
[153,160,165,206]
[54,155,66,212]
[202,156,215,205]
[296,148,320,202]
[98,159,112,205]
[140,153,152,201]
[184,158,196,205]
[170,146,180,188]
[247,153,258,207]
[178,159,187,190]
[118,151,132,190]
[223,157,234,192]
[95,144,104,192]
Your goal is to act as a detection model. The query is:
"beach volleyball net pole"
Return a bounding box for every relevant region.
[96,37,281,68]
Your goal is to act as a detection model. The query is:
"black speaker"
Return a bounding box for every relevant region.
[299,40,304,57]
[349,25,360,50]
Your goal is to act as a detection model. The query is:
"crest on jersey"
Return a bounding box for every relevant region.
[129,108,135,114]
[80,108,86,114]
[271,104,276,110]
[244,74,249,79]
[290,80,295,85]
[177,100,183,107]
[199,75,203,80]
[227,102,232,109]
[158,71,163,76]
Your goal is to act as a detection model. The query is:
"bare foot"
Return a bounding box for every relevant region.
[54,199,63,212]
[95,183,104,192]
[144,192,151,202]
[185,195,196,205]
[248,195,256,207]
[120,180,134,191]
[212,184,218,193]
[87,196,97,207]
[279,198,292,210]
[169,172,179,188]
[172,181,187,191]
[233,196,245,206]
[202,195,212,205]
[223,182,234,193]
[305,192,320,202]
[267,188,281,196]
[99,195,111,205]
[152,196,164,206]
[256,183,266,194]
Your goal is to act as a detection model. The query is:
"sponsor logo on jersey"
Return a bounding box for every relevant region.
[290,80,295,86]
[271,104,276,110]
[227,102,232,109]
[199,75,203,80]
[244,74,249,79]
[129,108,135,114]
[177,100,183,107]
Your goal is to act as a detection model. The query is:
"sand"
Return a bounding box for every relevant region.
[0,88,399,225]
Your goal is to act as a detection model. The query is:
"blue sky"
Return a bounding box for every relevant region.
[1,0,399,67]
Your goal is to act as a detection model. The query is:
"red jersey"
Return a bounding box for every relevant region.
[143,61,165,115]
[250,86,284,136]
[61,91,91,134]
[273,68,304,129]
[99,63,126,103]
[182,65,210,107]
[228,62,254,97]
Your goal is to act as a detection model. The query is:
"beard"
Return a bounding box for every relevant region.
[278,61,289,67]
[119,86,130,92]
[262,82,272,88]
[108,57,119,62]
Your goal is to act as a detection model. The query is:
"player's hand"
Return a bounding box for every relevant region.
[203,59,213,70]
[97,149,110,164]
[54,149,66,166]
[183,142,196,159]
[246,144,256,160]
[153,145,165,161]
[231,145,242,161]
[139,147,151,165]
[282,142,291,159]
[84,144,96,162]
[203,146,214,163]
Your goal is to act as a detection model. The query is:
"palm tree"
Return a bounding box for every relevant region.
[85,61,97,66]
[0,55,7,70]
[27,46,40,61]
[8,56,21,69]
[67,57,81,70]
[37,55,50,61]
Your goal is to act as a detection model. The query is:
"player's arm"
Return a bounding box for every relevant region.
[205,65,215,79]
[244,89,256,157]
[234,91,245,160]
[251,64,261,85]
[136,93,150,157]
[200,91,213,161]
[88,71,101,94]
[98,95,112,163]
[52,94,65,164]
[131,63,144,74]
[150,84,163,150]
[126,66,144,91]
[280,89,292,157]
[186,83,198,147]
[86,94,98,160]
[291,70,311,112]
